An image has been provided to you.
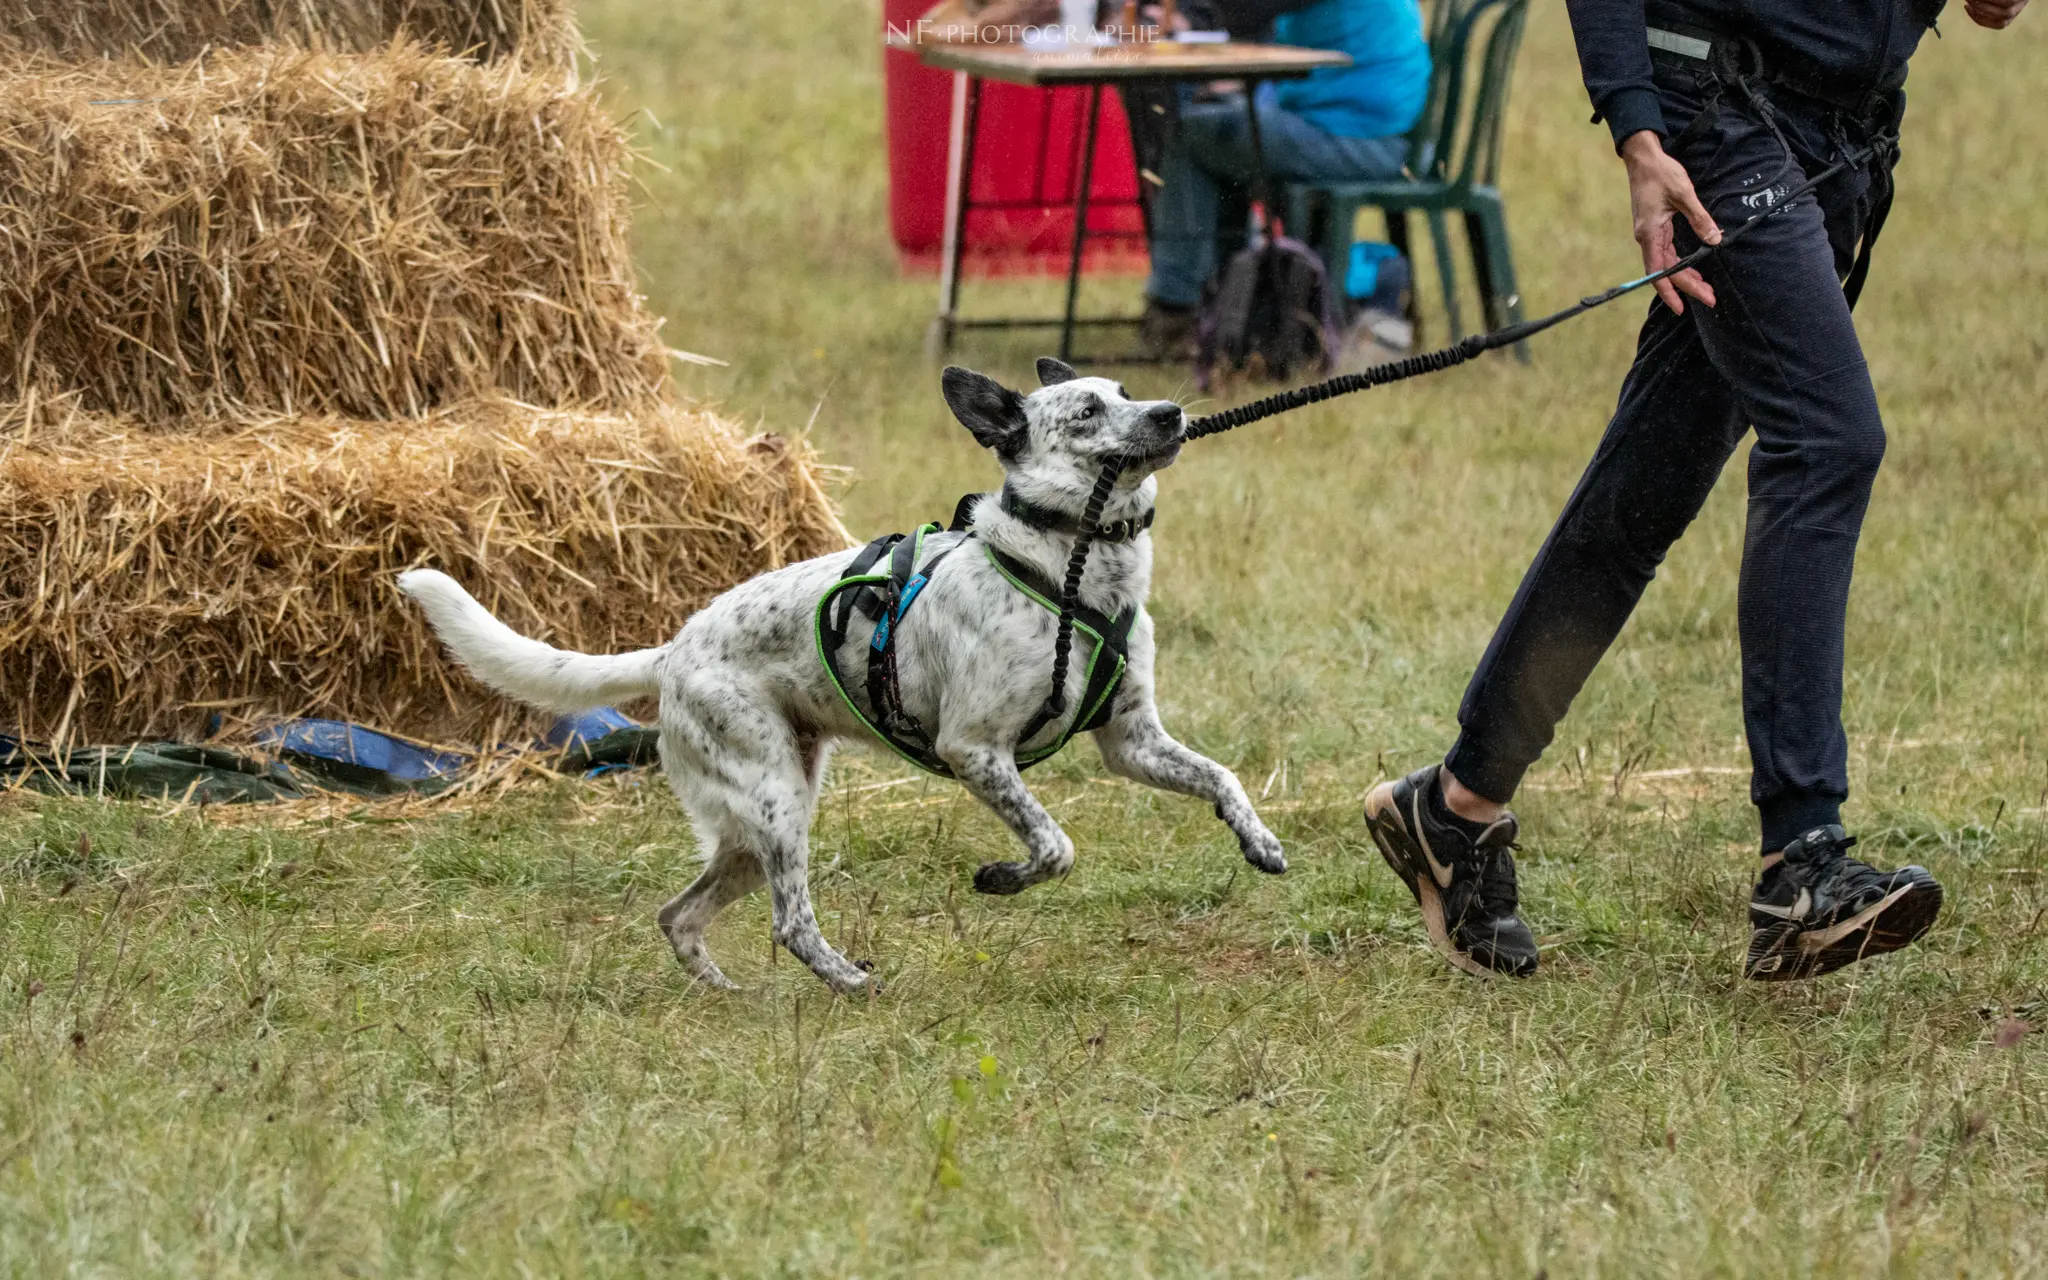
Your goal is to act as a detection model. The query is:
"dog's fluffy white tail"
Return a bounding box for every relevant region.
[397,569,662,713]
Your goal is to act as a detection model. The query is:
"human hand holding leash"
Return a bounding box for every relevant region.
[1964,0,2027,28]
[1622,129,1722,314]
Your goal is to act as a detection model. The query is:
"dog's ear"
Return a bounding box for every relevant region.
[941,366,1028,453]
[1035,357,1080,386]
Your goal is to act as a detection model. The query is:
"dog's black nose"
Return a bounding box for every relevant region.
[1145,402,1185,435]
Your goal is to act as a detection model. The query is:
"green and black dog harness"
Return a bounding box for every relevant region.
[813,492,1146,778]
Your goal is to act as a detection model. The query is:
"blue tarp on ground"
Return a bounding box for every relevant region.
[2,711,662,803]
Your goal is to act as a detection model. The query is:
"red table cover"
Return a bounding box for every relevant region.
[883,0,1149,276]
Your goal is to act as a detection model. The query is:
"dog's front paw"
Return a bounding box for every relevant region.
[973,861,1032,895]
[1239,828,1287,875]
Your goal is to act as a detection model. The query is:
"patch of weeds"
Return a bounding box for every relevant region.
[411,836,551,890]
[1865,811,2001,863]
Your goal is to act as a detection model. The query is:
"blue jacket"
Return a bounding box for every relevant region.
[1264,0,1431,140]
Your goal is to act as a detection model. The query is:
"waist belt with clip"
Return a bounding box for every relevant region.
[1644,21,1905,120]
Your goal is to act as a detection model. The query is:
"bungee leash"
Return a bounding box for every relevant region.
[1032,134,1894,731]
[1185,135,1889,442]
[1021,462,1127,744]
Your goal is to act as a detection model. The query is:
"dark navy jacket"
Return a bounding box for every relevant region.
[1564,0,1947,148]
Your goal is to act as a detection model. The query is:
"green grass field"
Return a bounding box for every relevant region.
[4,1,2047,1274]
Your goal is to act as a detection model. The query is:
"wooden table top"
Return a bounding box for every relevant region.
[913,39,1350,85]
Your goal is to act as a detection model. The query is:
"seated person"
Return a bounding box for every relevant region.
[1139,0,1429,354]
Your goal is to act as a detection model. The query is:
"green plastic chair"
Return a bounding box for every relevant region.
[1284,0,1533,358]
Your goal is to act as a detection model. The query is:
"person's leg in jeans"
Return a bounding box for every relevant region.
[1445,299,1744,802]
[1447,100,1878,842]
[1363,289,1743,978]
[1145,98,1405,312]
[1369,86,1942,978]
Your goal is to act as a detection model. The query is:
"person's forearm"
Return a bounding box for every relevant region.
[1563,0,1664,150]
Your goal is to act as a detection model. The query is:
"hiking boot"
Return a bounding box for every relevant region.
[1364,764,1538,977]
[1744,825,1942,981]
[1138,298,1199,360]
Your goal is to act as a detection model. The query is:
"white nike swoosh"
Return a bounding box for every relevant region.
[1751,888,1812,921]
[1412,789,1455,888]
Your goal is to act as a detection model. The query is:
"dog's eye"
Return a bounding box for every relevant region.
[1076,401,1097,419]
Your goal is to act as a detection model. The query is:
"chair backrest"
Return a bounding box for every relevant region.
[1454,0,1530,189]
[1400,0,1480,177]
[1407,0,1529,190]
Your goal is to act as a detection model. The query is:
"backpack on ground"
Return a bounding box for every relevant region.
[1196,231,1341,388]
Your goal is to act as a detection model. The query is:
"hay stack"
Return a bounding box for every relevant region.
[1,0,578,67]
[0,399,851,747]
[0,44,671,423]
[0,13,852,749]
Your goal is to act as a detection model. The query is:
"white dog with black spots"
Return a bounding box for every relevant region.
[399,357,1284,994]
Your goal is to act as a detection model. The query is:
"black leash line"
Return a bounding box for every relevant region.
[1185,139,1885,441]
[1032,138,1887,732]
[1026,460,1125,740]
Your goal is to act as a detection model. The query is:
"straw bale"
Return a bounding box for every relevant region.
[0,0,579,67]
[0,398,853,747]
[0,44,673,424]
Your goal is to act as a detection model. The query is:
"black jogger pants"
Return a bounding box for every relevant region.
[1444,72,1898,851]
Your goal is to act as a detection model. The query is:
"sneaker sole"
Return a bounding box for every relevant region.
[1744,876,1943,981]
[1364,782,1496,979]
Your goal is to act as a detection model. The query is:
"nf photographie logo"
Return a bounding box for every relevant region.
[885,18,1161,43]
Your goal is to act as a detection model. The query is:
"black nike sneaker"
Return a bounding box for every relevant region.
[1364,764,1538,977]
[1743,825,1942,981]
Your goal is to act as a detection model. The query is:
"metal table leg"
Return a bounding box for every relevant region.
[1057,82,1103,364]
[1241,79,1272,233]
[930,72,982,358]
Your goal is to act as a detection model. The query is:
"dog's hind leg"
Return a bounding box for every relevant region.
[1095,702,1286,875]
[758,735,872,993]
[664,685,871,994]
[656,835,764,990]
[760,831,873,993]
[656,808,871,994]
[943,744,1076,896]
